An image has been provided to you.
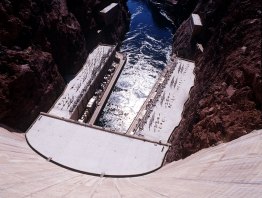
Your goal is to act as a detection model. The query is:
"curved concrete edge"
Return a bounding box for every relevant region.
[25,138,164,178]
[25,114,169,177]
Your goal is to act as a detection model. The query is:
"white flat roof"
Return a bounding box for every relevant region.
[192,14,202,26]
[100,3,118,14]
[134,58,195,142]
[49,45,115,118]
[26,114,168,176]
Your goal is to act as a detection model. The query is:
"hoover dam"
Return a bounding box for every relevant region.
[0,0,261,197]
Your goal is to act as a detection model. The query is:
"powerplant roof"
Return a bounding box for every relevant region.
[49,45,115,119]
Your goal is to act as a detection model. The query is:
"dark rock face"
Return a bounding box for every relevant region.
[0,46,65,130]
[166,0,262,161]
[67,0,130,48]
[0,0,130,131]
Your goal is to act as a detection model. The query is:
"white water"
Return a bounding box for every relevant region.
[96,0,173,132]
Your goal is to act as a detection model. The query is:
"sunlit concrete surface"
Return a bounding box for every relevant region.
[191,13,202,26]
[49,45,115,119]
[1,128,261,197]
[26,114,169,176]
[128,58,195,142]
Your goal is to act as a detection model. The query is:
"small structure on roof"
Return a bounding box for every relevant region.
[189,13,203,36]
[87,96,97,111]
[100,3,119,26]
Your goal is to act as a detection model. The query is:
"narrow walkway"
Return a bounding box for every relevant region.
[89,53,126,125]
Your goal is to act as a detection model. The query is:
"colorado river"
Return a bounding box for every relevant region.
[96,0,173,131]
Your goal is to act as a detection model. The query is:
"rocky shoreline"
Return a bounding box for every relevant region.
[0,0,130,131]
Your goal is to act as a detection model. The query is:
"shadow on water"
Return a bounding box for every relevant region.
[144,0,174,29]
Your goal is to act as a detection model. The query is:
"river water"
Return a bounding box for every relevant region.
[96,0,173,132]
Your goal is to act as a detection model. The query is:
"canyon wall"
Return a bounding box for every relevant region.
[0,0,130,131]
[166,0,262,161]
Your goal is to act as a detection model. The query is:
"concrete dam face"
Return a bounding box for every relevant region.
[1,128,261,197]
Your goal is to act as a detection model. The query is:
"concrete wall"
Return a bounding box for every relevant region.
[189,13,202,37]
[1,127,262,196]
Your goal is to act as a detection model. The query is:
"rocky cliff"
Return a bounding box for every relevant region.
[0,0,130,131]
[166,0,262,161]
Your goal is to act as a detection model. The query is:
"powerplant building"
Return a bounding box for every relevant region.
[25,46,197,176]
